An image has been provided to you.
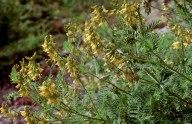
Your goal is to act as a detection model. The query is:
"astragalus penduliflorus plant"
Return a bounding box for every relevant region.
[1,0,192,123]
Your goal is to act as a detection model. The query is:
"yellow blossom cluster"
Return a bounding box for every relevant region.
[90,5,105,28]
[12,53,43,97]
[101,5,117,16]
[104,48,138,87]
[39,78,59,104]
[83,21,104,55]
[65,56,80,83]
[0,104,18,121]
[82,5,108,55]
[119,2,143,28]
[104,48,127,80]
[171,25,192,49]
[66,22,82,43]
[27,61,42,81]
[17,83,31,97]
[105,49,126,70]
[20,106,35,124]
[26,52,43,81]
[0,104,10,117]
[14,60,31,97]
[42,35,64,69]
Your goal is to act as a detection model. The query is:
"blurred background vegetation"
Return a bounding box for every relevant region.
[0,0,111,85]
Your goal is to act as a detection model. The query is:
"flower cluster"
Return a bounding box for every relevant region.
[42,35,64,69]
[39,78,59,104]
[25,52,43,81]
[119,2,143,28]
[12,53,43,97]
[13,60,31,97]
[20,106,35,124]
[83,21,104,55]
[105,49,126,70]
[2,1,192,123]
[0,104,18,121]
[104,50,138,87]
[90,5,105,28]
[171,25,192,49]
[66,22,82,43]
[82,5,107,55]
[65,56,80,83]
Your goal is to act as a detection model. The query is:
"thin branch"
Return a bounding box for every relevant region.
[151,51,192,82]
[88,73,130,95]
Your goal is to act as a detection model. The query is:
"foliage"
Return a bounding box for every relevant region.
[0,0,48,71]
[1,0,192,123]
[0,0,110,70]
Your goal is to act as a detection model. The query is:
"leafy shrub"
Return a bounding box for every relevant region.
[0,0,25,46]
[0,0,47,69]
[1,0,192,123]
[0,0,109,69]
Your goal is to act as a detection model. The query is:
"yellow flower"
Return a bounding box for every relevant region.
[102,6,108,13]
[25,52,43,81]
[20,107,35,124]
[172,41,180,49]
[39,78,59,104]
[49,84,59,94]
[66,56,80,83]
[183,42,189,48]
[39,85,47,91]
[0,104,18,120]
[108,10,116,16]
[118,2,142,28]
[18,85,30,97]
[39,91,50,98]
[170,25,192,49]
[172,41,189,49]
[42,35,64,69]
[0,104,8,113]
[27,61,42,81]
[47,97,59,104]
[20,110,27,117]
[0,104,11,118]
[4,113,11,118]
[13,112,18,122]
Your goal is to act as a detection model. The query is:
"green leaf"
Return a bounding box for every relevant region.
[63,39,72,52]
[93,59,100,75]
[3,92,19,100]
[10,67,18,83]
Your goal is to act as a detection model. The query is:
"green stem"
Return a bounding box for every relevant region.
[165,88,192,106]
[88,73,130,95]
[106,80,130,94]
[123,52,157,65]
[180,33,186,73]
[151,51,192,82]
[140,76,192,106]
[58,104,105,122]
[137,5,144,35]
[78,78,103,120]
[144,68,160,84]
[45,118,97,123]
